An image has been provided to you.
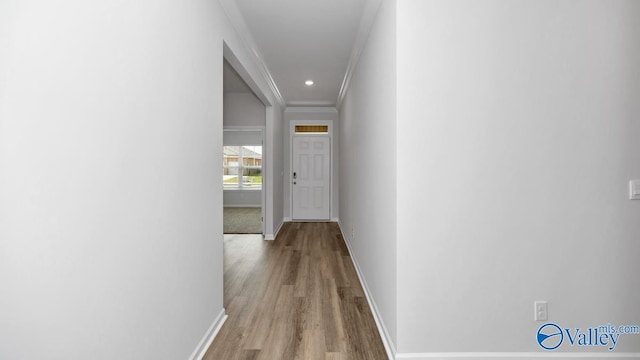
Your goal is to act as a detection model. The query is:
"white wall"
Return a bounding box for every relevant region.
[338,0,397,351]
[396,0,640,356]
[0,1,280,359]
[223,190,261,207]
[223,129,263,145]
[223,93,265,127]
[284,108,340,220]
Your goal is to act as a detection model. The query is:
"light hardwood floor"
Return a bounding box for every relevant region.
[204,222,388,360]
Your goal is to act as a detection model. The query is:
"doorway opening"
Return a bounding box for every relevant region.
[223,136,263,234]
[222,56,266,234]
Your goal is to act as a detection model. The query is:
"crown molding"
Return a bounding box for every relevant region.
[336,0,383,108]
[284,107,338,113]
[219,0,286,107]
[287,100,335,107]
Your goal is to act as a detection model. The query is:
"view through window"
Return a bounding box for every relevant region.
[223,145,262,189]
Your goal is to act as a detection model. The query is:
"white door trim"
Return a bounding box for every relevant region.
[290,120,333,221]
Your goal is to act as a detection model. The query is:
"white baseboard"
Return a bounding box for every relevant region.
[336,220,396,360]
[188,308,227,360]
[395,353,640,359]
[283,217,292,222]
[264,218,285,241]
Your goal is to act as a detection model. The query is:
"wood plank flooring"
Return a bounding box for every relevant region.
[204,222,388,360]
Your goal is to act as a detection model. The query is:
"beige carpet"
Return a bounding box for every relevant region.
[224,207,262,234]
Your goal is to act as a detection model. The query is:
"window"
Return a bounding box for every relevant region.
[295,125,329,133]
[223,145,262,189]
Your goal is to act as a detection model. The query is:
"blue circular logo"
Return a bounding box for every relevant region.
[537,323,563,350]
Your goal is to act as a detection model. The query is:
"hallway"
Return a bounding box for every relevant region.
[204,223,387,360]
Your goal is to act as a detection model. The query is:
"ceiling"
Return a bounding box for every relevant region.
[228,0,372,107]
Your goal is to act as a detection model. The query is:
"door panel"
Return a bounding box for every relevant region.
[292,136,330,220]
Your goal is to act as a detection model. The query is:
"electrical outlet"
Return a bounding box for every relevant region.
[351,228,355,240]
[534,301,548,321]
[630,180,640,200]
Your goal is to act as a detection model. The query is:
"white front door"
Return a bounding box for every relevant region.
[292,136,331,220]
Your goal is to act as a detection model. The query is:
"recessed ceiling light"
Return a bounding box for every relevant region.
[305,80,314,86]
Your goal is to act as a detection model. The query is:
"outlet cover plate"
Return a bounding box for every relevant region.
[630,180,640,200]
[534,301,548,321]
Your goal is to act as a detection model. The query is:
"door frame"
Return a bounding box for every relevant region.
[224,42,279,239]
[289,120,333,221]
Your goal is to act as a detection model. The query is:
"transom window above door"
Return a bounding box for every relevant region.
[295,125,329,133]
